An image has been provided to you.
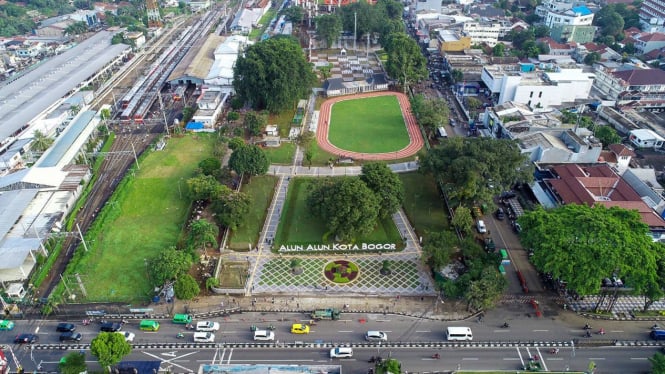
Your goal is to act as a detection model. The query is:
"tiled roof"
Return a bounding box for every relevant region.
[539,37,575,50]
[544,163,665,227]
[612,68,665,86]
[637,32,665,42]
[608,143,635,157]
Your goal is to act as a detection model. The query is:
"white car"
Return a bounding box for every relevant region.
[196,321,220,332]
[253,329,275,341]
[117,331,135,342]
[330,347,353,358]
[193,332,215,343]
[365,331,387,342]
[477,220,487,233]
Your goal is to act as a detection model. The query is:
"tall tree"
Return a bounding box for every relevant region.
[420,137,533,206]
[174,274,200,300]
[228,144,269,178]
[360,162,404,218]
[243,111,267,137]
[31,130,54,152]
[187,174,224,201]
[339,1,375,40]
[492,43,505,57]
[90,332,132,369]
[410,95,450,137]
[465,267,507,312]
[148,247,192,286]
[59,352,87,374]
[198,158,221,176]
[422,230,458,270]
[315,14,342,48]
[452,206,473,235]
[651,352,665,374]
[234,37,316,113]
[595,125,622,147]
[212,190,252,230]
[307,177,380,241]
[188,219,219,255]
[384,32,428,92]
[519,204,662,301]
[282,5,304,23]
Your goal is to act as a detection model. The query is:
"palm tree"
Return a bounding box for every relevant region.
[290,258,303,275]
[31,130,54,152]
[189,219,219,257]
[380,260,392,276]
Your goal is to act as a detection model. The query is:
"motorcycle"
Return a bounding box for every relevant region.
[583,330,592,338]
[176,332,185,339]
[500,322,510,328]
[82,319,91,326]
[267,325,275,330]
[549,348,559,355]
[431,353,440,359]
[583,324,592,330]
[597,328,605,335]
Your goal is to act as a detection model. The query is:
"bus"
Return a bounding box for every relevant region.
[446,326,473,341]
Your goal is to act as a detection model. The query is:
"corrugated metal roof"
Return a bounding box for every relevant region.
[0,189,39,240]
[0,237,40,269]
[36,110,96,168]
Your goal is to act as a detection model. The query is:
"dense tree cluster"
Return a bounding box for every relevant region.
[307,163,404,241]
[519,204,665,310]
[410,94,450,138]
[90,332,132,369]
[419,137,533,206]
[506,29,550,58]
[593,3,641,43]
[233,37,316,113]
[383,32,428,91]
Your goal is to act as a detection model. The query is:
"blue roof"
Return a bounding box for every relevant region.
[572,6,592,16]
[185,121,205,130]
[36,111,96,168]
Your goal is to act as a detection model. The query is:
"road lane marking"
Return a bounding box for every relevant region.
[462,358,478,360]
[533,329,549,332]
[611,330,624,333]
[226,348,233,364]
[235,359,315,362]
[503,358,520,361]
[547,358,564,361]
[630,358,649,360]
[536,348,548,372]
[516,347,525,368]
[493,330,511,332]
[589,358,606,360]
[415,330,431,333]
[338,331,354,333]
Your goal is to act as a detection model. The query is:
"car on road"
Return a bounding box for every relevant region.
[0,320,15,331]
[253,329,275,341]
[290,324,310,334]
[476,220,487,233]
[330,347,353,358]
[59,332,82,342]
[365,331,387,342]
[196,321,220,332]
[117,331,135,342]
[496,208,505,220]
[56,323,76,332]
[193,332,215,343]
[14,333,39,344]
[100,322,122,332]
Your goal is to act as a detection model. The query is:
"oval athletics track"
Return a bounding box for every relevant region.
[317,91,424,161]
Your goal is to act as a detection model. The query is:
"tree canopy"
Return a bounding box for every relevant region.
[211,190,252,230]
[519,204,664,301]
[384,32,428,91]
[174,274,200,300]
[307,177,380,241]
[409,94,450,138]
[243,111,267,137]
[233,37,316,113]
[59,352,87,374]
[228,144,269,178]
[90,332,132,369]
[595,125,622,148]
[315,14,342,48]
[148,247,192,286]
[360,162,404,218]
[419,137,533,206]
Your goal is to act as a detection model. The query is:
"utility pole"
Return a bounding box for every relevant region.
[131,142,140,170]
[353,12,357,51]
[157,92,170,136]
[76,223,89,252]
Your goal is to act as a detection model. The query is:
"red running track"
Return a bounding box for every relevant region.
[317,91,424,161]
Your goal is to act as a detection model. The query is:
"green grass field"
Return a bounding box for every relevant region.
[263,143,296,164]
[400,172,448,236]
[273,177,402,247]
[328,95,409,153]
[229,175,278,249]
[68,135,214,301]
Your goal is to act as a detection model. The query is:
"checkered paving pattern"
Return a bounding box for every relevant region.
[570,295,665,317]
[252,256,434,295]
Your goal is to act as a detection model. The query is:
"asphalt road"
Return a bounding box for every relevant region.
[11,345,657,373]
[1,312,662,372]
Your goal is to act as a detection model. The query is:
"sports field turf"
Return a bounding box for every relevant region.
[328,95,410,153]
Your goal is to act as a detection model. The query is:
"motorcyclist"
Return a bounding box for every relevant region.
[598,328,605,335]
[583,323,591,330]
[502,322,510,328]
[432,353,440,359]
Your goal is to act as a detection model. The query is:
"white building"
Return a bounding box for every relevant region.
[462,21,502,46]
[481,66,595,109]
[545,6,594,28]
[204,35,251,93]
[629,129,665,149]
[192,88,228,129]
[536,0,583,18]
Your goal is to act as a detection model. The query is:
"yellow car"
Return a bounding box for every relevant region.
[291,324,310,334]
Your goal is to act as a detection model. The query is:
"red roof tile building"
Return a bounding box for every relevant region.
[540,163,665,229]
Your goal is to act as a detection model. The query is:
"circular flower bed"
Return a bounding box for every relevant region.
[324,260,359,284]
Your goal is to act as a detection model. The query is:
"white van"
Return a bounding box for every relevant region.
[446,326,473,341]
[193,332,215,343]
[253,329,275,341]
[437,126,448,138]
[476,220,487,233]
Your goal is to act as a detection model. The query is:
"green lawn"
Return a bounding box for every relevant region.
[273,178,402,247]
[328,95,409,153]
[66,135,214,302]
[306,141,338,166]
[269,109,297,137]
[263,143,296,164]
[400,172,448,236]
[229,175,278,249]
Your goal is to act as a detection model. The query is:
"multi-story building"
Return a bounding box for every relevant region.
[545,6,595,43]
[629,32,665,55]
[640,0,665,32]
[536,0,585,19]
[482,65,595,109]
[437,29,471,52]
[593,63,665,110]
